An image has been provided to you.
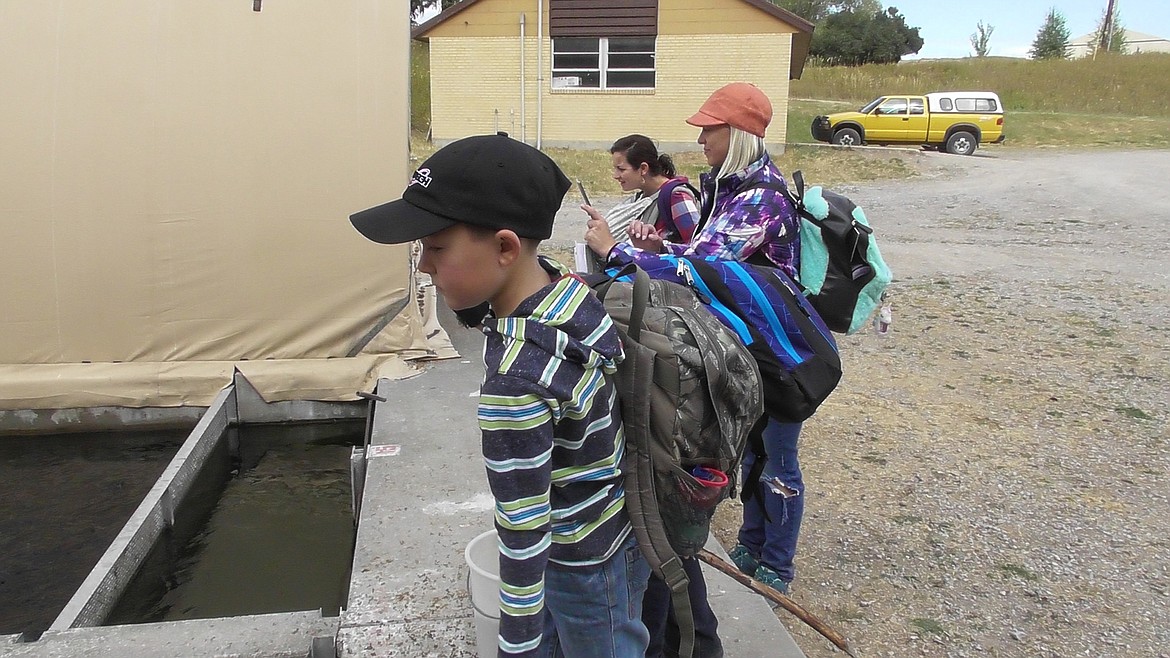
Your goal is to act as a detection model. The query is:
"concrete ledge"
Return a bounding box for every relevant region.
[338,364,490,657]
[2,611,336,658]
[0,406,207,436]
[50,387,237,630]
[232,373,367,425]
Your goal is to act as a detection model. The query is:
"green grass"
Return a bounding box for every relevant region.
[411,134,920,205]
[909,617,947,636]
[411,40,431,134]
[1006,111,1170,148]
[1116,406,1154,420]
[999,563,1039,581]
[792,53,1170,117]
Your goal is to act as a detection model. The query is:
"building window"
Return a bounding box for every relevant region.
[551,37,655,90]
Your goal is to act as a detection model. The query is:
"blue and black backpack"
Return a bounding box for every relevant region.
[611,254,842,424]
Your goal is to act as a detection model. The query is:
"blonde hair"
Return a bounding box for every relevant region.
[716,127,767,179]
[710,126,768,205]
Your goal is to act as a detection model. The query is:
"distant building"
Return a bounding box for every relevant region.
[1066,29,1170,58]
[413,0,814,150]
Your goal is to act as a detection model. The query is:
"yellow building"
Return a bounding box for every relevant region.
[414,0,813,150]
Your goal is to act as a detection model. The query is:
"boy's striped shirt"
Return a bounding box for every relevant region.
[478,270,630,657]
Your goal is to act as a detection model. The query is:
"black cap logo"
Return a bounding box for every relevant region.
[411,168,433,188]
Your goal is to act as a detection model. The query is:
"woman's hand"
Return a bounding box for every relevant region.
[627,220,665,253]
[582,205,618,258]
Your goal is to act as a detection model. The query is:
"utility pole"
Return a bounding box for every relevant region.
[1101,0,1117,52]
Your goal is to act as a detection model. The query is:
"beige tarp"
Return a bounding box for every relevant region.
[0,0,450,410]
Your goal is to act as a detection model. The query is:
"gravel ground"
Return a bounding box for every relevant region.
[552,148,1170,658]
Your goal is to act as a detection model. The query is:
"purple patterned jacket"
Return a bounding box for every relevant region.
[611,153,801,280]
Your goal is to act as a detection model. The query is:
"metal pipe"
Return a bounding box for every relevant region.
[520,13,526,143]
[536,0,543,149]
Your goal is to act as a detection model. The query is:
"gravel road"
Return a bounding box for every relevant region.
[555,148,1170,658]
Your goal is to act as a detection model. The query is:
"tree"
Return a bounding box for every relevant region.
[410,0,459,21]
[768,0,880,23]
[1090,4,1127,55]
[1029,8,1070,60]
[810,7,924,66]
[970,21,994,57]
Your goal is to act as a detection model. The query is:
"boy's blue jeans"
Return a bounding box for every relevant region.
[738,420,804,583]
[538,533,650,658]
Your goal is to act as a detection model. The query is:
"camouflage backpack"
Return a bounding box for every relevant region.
[586,264,762,658]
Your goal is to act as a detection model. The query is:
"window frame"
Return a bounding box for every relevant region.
[550,36,656,91]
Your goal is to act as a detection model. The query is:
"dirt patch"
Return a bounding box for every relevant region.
[556,148,1170,657]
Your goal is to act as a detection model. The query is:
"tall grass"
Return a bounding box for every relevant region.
[411,40,431,135]
[791,52,1170,117]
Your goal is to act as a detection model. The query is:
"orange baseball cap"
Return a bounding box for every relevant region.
[686,82,774,138]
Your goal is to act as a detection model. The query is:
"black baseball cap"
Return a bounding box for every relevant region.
[350,133,571,244]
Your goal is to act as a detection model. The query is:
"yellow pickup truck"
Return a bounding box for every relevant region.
[811,91,1005,155]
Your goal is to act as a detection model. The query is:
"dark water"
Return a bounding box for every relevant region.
[0,429,189,636]
[107,420,361,624]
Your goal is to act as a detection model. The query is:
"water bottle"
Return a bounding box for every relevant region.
[873,293,892,336]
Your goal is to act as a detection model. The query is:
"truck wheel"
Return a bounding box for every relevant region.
[946,131,977,156]
[832,128,861,147]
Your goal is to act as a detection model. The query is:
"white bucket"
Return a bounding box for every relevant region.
[465,529,500,657]
[472,608,498,658]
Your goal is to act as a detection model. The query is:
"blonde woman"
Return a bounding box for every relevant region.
[589,83,805,658]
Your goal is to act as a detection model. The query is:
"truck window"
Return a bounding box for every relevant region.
[955,98,998,112]
[876,98,908,116]
[909,98,925,115]
[938,98,953,111]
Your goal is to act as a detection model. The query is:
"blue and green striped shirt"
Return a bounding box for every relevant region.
[479,266,630,657]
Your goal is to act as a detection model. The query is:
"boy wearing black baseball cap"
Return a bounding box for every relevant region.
[351,134,649,658]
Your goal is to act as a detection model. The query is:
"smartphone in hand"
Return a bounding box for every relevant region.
[576,179,591,207]
[574,179,605,273]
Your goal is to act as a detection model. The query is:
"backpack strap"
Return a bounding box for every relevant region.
[655,177,700,237]
[594,263,698,658]
[750,178,800,211]
[740,417,769,508]
[733,176,802,270]
[791,169,806,206]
